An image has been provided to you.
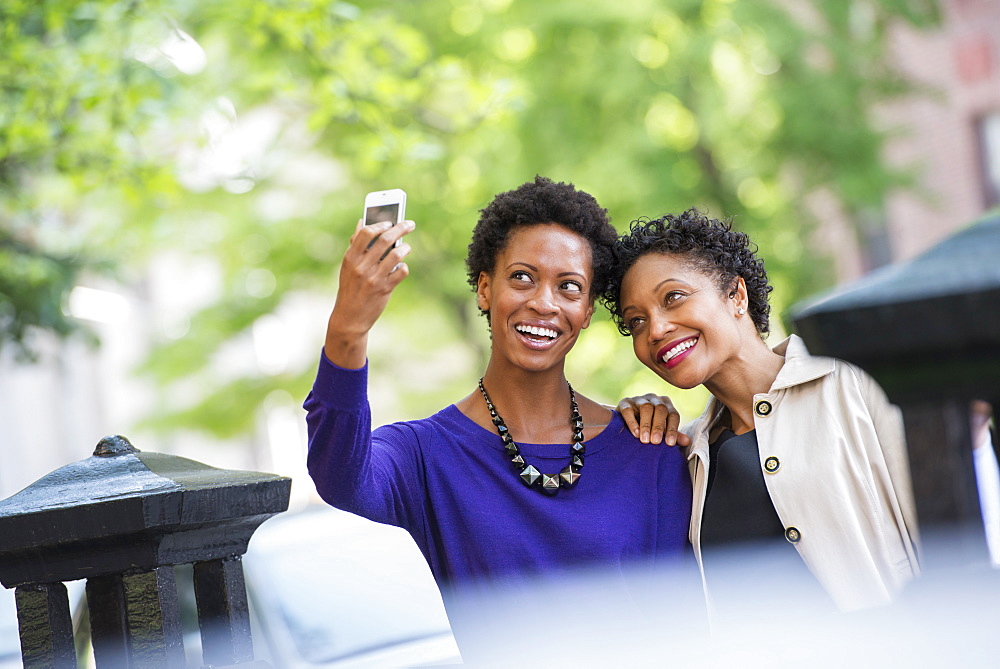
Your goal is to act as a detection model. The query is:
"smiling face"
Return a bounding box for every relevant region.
[477,223,595,374]
[619,252,748,389]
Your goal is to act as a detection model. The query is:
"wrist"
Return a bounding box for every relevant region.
[324,317,369,370]
[323,336,367,370]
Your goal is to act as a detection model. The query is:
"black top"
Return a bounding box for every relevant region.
[701,429,785,545]
[699,428,832,615]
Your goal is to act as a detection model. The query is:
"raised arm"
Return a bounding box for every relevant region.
[305,217,421,527]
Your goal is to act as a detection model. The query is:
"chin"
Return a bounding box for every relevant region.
[515,352,566,373]
[645,364,700,390]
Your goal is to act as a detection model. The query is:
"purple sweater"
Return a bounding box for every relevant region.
[304,354,692,589]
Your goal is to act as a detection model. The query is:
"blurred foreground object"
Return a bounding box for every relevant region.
[793,213,1000,567]
[241,505,461,667]
[0,435,290,668]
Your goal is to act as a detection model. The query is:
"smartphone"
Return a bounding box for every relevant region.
[363,189,406,258]
[363,188,407,227]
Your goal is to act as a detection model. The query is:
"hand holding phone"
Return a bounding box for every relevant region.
[324,189,411,369]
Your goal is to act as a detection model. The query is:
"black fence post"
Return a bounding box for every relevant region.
[86,573,129,669]
[193,557,254,666]
[0,435,291,668]
[14,582,76,668]
[122,567,186,668]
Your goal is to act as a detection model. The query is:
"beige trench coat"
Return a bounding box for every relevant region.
[683,335,920,612]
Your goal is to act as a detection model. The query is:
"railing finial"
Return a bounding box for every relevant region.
[93,435,139,457]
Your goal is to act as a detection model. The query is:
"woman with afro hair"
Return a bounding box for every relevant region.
[606,209,920,615]
[304,177,695,657]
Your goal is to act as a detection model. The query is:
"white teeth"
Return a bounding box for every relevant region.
[661,338,697,363]
[517,325,558,339]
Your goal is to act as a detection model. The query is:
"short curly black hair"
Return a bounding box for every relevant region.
[466,176,617,319]
[603,209,773,335]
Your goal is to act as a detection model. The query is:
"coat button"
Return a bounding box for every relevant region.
[764,456,780,473]
[785,527,801,543]
[754,400,773,417]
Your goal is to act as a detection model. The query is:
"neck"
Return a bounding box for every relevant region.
[704,336,784,435]
[479,360,573,441]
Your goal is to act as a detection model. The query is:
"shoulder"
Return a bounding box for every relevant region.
[598,412,690,468]
[822,357,885,405]
[375,405,477,446]
[599,410,639,443]
[829,358,898,421]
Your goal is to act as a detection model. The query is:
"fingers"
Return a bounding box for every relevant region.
[354,242,412,292]
[386,257,410,284]
[376,219,414,249]
[617,393,660,443]
[662,397,682,447]
[337,219,414,309]
[348,220,414,270]
[353,218,414,249]
[636,401,658,444]
[617,398,641,440]
[617,393,686,446]
[645,395,684,446]
[647,402,669,445]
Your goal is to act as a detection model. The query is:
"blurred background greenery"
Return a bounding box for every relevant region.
[0,0,941,456]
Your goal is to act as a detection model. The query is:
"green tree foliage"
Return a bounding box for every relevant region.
[0,0,170,357]
[1,0,940,434]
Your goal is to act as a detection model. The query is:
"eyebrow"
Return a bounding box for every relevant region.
[505,262,588,280]
[653,278,687,290]
[506,262,537,272]
[620,278,691,314]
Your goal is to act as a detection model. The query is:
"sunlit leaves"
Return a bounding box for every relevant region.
[645,94,700,152]
[632,36,671,70]
[0,0,942,436]
[0,234,87,359]
[0,0,180,356]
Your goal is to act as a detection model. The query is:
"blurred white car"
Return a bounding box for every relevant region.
[243,504,461,668]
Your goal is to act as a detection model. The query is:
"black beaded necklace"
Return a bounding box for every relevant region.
[477,378,586,496]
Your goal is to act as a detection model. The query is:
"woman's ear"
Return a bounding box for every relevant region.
[732,277,749,317]
[476,271,491,313]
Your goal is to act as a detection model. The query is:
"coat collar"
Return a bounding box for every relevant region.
[684,334,835,460]
[768,334,837,391]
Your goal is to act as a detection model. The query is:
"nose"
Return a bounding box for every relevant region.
[527,284,557,314]
[647,312,676,342]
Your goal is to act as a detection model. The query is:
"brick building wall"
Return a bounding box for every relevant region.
[810,0,1000,284]
[872,0,1000,274]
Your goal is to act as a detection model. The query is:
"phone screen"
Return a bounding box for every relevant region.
[365,203,400,226]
